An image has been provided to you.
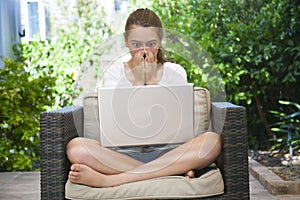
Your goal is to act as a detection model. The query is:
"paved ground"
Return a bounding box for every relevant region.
[0,171,40,200]
[249,172,278,200]
[0,164,299,200]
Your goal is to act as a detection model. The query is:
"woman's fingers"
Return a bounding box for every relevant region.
[125,47,160,85]
[144,48,157,63]
[125,48,147,85]
[141,48,159,85]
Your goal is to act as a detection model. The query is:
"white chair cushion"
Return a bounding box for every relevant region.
[65,167,224,199]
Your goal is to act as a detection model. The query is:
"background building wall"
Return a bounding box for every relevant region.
[0,0,21,66]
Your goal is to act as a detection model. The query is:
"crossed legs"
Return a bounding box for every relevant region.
[67,132,221,187]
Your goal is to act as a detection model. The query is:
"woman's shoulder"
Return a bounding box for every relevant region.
[103,62,128,87]
[164,62,184,69]
[104,62,123,73]
[163,62,187,75]
[161,62,187,84]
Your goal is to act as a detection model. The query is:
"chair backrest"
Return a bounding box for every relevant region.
[82,87,211,143]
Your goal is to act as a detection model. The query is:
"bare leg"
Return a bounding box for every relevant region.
[69,132,221,187]
[66,137,143,175]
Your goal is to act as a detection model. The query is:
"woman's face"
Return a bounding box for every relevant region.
[126,25,161,59]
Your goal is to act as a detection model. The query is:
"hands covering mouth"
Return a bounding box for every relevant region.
[124,47,162,85]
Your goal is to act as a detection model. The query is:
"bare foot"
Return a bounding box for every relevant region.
[184,170,195,178]
[69,164,112,187]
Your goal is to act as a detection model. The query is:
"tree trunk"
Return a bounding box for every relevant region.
[255,95,274,137]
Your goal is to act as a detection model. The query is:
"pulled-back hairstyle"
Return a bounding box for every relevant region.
[124,8,167,63]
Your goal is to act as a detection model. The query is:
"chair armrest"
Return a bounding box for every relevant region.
[211,102,249,200]
[40,106,83,200]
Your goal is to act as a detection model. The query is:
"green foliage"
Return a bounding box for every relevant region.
[131,0,300,149]
[18,38,80,108]
[1,0,112,171]
[270,100,300,154]
[133,0,300,102]
[0,58,55,171]
[18,0,112,108]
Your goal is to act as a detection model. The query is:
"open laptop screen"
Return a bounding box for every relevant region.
[98,84,194,147]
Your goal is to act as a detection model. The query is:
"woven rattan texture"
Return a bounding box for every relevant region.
[211,103,249,200]
[40,103,249,200]
[40,106,82,200]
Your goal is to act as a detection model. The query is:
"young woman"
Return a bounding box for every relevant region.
[67,8,221,188]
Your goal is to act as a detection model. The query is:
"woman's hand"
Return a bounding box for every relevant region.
[144,49,160,85]
[124,48,146,85]
[124,47,161,85]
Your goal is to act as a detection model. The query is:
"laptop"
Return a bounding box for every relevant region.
[98,83,194,147]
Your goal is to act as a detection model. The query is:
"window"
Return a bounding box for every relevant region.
[27,2,39,39]
[23,0,50,41]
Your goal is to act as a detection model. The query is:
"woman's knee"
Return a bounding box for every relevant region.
[66,137,95,164]
[196,132,222,160]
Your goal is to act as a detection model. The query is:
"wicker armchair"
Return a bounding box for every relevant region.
[40,102,249,200]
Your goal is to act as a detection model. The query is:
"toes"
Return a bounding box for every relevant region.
[185,170,195,178]
[70,163,81,172]
[69,172,77,182]
[69,170,78,176]
[69,169,84,184]
[69,173,75,181]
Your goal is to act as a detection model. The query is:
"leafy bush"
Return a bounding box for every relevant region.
[131,0,300,149]
[0,58,55,171]
[0,0,113,171]
[270,100,300,157]
[18,0,112,108]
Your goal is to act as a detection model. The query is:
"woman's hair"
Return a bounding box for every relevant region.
[124,8,167,63]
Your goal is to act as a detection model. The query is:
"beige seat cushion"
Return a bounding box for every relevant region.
[65,167,224,200]
[83,87,211,141]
